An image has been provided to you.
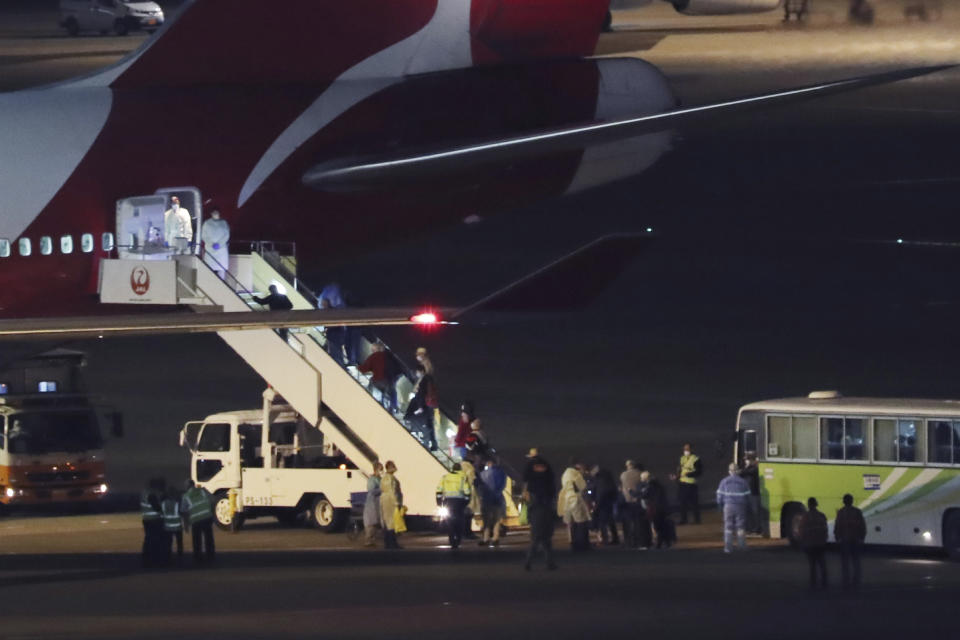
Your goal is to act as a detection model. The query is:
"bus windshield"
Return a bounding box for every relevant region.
[7,410,103,454]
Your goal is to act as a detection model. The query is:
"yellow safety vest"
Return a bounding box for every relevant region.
[140,490,161,522]
[182,487,213,524]
[437,471,471,499]
[161,498,182,532]
[679,454,700,485]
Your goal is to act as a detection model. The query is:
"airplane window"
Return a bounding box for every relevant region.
[102,232,115,252]
[40,236,52,256]
[81,234,94,254]
[0,239,9,258]
[18,238,31,257]
[60,235,73,255]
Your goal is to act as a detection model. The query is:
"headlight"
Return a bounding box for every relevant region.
[4,487,15,498]
[95,484,108,494]
[436,506,449,519]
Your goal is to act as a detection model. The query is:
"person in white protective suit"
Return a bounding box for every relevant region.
[201,208,230,277]
[163,196,193,254]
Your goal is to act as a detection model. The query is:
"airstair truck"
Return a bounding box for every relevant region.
[179,390,368,531]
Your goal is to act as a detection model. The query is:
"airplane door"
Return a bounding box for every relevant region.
[115,195,169,260]
[194,422,240,490]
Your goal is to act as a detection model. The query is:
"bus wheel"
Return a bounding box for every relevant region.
[213,492,234,530]
[943,511,960,560]
[781,503,805,547]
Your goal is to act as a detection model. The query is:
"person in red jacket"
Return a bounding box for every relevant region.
[454,402,474,460]
[358,342,398,412]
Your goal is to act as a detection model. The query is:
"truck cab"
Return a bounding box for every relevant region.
[180,404,368,531]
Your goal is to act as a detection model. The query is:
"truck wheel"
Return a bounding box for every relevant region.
[943,511,960,560]
[65,18,79,36]
[213,492,235,530]
[114,19,129,36]
[310,497,343,532]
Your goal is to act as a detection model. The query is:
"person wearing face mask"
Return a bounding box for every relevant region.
[671,443,702,525]
[163,196,193,254]
[415,347,434,375]
[404,364,438,451]
[200,207,230,278]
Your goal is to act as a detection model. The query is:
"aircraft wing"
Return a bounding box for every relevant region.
[303,65,952,192]
[0,233,652,339]
[0,308,456,341]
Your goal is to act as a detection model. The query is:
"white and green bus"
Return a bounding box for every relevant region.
[735,391,960,556]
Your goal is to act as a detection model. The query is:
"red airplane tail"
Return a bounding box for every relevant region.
[102,0,609,90]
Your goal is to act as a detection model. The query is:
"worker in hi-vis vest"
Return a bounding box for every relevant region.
[181,480,215,563]
[673,443,703,525]
[437,462,472,549]
[140,477,165,568]
[161,487,184,564]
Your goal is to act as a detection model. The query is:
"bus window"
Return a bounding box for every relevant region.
[874,418,897,462]
[0,382,7,395]
[197,423,230,452]
[0,239,9,258]
[898,419,923,462]
[820,418,844,460]
[767,416,791,458]
[929,420,952,463]
[953,422,960,464]
[792,416,817,459]
[845,418,866,460]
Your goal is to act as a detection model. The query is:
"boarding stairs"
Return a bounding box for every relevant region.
[101,248,457,517]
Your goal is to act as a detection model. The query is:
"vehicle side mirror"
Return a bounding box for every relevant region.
[111,412,124,438]
[179,430,186,448]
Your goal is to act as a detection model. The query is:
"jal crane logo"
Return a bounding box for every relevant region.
[130,265,150,296]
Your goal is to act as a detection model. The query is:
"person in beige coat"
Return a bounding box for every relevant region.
[461,457,481,539]
[380,461,403,549]
[558,461,591,551]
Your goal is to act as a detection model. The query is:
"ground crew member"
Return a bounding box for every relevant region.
[523,448,557,571]
[716,463,751,553]
[380,461,403,549]
[798,497,828,589]
[181,480,215,563]
[163,196,193,254]
[436,462,471,549]
[674,443,702,524]
[834,493,866,589]
[200,208,230,278]
[161,487,184,564]
[140,477,164,568]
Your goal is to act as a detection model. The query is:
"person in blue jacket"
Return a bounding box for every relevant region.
[716,462,751,553]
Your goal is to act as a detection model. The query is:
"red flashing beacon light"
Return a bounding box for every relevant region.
[410,311,440,325]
